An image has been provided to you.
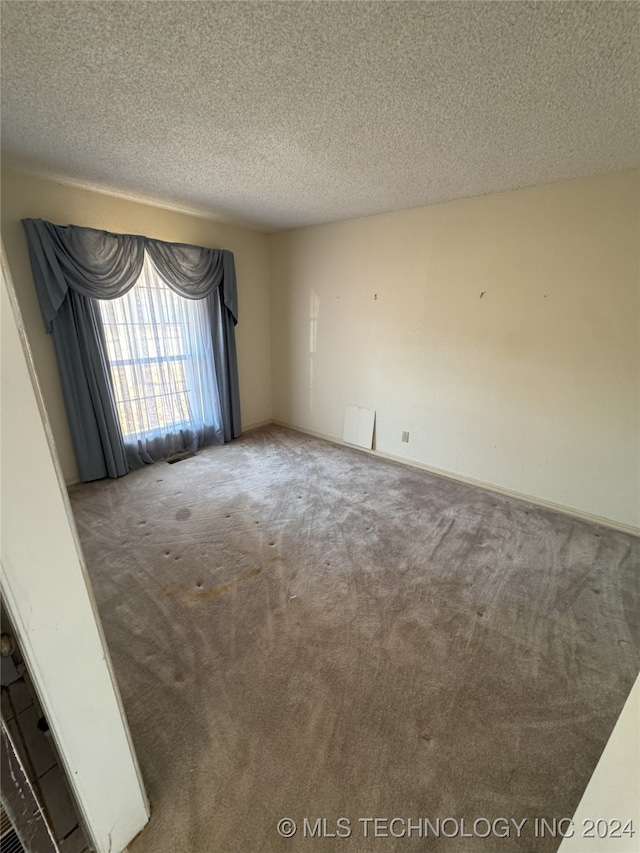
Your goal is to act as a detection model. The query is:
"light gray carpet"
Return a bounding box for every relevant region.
[69,425,640,853]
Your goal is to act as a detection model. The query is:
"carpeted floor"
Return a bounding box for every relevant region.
[69,425,640,853]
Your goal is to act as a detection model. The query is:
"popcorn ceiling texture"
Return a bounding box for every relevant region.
[2,1,638,230]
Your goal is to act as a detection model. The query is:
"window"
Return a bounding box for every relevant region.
[23,217,239,481]
[98,252,220,446]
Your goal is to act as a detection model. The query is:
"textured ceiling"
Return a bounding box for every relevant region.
[1,1,638,231]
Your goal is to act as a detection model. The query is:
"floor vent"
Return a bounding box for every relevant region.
[166,451,198,465]
[0,806,26,853]
[0,828,26,853]
[0,805,11,837]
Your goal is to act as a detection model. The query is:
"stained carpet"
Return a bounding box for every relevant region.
[69,425,640,853]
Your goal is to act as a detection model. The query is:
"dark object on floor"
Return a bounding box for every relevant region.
[166,451,198,465]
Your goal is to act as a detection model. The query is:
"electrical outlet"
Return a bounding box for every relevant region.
[402,431,409,443]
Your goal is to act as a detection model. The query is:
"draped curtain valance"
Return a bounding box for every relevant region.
[22,218,241,482]
[23,218,238,332]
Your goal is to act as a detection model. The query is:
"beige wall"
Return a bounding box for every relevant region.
[1,170,272,483]
[3,168,638,527]
[269,171,640,528]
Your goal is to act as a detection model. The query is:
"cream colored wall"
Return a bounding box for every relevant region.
[3,169,637,525]
[269,170,640,528]
[1,169,272,483]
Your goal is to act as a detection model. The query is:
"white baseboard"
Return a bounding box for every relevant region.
[271,420,640,537]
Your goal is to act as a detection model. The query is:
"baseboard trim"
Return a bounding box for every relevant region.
[272,420,640,537]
